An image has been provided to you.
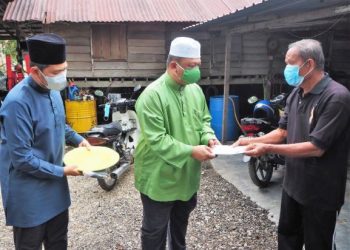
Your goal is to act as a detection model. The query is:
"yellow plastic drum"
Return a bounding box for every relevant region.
[65,100,97,133]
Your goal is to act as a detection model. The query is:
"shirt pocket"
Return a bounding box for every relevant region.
[191,108,203,131]
[0,123,7,144]
[294,113,311,142]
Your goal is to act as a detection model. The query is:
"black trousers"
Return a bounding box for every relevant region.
[278,189,339,250]
[140,193,197,250]
[13,210,69,250]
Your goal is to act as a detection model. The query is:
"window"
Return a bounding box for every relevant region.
[92,24,127,60]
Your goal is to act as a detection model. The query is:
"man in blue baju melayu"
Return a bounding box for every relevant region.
[0,33,90,250]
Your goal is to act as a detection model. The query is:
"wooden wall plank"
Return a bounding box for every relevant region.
[93,62,165,71]
[66,46,91,54]
[68,62,91,70]
[67,54,91,62]
[210,68,268,76]
[67,71,93,78]
[211,53,268,63]
[68,70,160,78]
[110,24,127,60]
[92,69,164,78]
[244,40,267,47]
[128,39,165,47]
[128,32,165,40]
[93,62,128,70]
[128,53,166,63]
[128,63,165,70]
[243,47,267,55]
[128,46,166,54]
[92,25,110,59]
[242,54,269,61]
[65,37,90,46]
[92,62,166,71]
[171,31,211,40]
[49,24,90,38]
[211,61,269,69]
[201,55,210,62]
[128,23,165,32]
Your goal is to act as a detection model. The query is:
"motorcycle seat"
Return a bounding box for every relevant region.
[87,122,122,137]
[241,117,271,125]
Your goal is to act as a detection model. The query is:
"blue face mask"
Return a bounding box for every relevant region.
[284,60,310,87]
[40,70,67,91]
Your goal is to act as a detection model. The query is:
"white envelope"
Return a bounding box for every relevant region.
[212,145,247,155]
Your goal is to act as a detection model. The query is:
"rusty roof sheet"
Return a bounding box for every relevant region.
[3,0,262,23]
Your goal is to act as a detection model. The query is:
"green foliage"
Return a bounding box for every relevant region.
[1,40,17,56]
[0,40,17,73]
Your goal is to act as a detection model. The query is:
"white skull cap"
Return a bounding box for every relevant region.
[169,37,201,58]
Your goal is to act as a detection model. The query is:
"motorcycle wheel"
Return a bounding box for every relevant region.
[97,176,117,191]
[248,157,273,188]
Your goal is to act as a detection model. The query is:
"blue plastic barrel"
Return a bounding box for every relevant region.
[210,95,239,141]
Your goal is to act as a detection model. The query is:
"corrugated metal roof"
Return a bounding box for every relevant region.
[185,0,345,31]
[185,0,270,30]
[3,0,262,23]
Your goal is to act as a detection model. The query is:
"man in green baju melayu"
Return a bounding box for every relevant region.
[134,37,219,250]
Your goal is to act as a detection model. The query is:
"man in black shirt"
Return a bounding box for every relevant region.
[235,39,350,250]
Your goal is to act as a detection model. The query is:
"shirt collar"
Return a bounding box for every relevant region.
[164,72,185,91]
[309,73,330,94]
[28,76,50,94]
[297,73,330,97]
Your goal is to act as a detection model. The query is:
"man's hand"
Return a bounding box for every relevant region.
[244,143,268,157]
[191,145,216,161]
[231,138,241,148]
[208,139,220,148]
[79,139,91,150]
[63,165,82,176]
[232,137,250,147]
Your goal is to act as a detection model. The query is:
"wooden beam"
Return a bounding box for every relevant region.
[268,18,348,31]
[221,31,232,143]
[70,76,265,88]
[0,36,14,40]
[229,4,350,34]
[0,23,16,38]
[74,80,150,88]
[199,77,264,85]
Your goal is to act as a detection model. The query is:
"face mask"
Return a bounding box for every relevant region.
[284,60,311,87]
[176,63,201,84]
[39,70,67,91]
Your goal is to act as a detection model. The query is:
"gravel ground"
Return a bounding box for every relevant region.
[0,163,277,249]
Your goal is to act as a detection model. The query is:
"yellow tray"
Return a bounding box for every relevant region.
[63,146,120,172]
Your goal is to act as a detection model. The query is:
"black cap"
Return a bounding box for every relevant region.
[27,33,66,65]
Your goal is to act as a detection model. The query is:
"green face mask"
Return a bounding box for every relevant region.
[176,63,201,84]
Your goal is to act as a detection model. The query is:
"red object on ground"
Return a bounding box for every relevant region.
[6,54,15,91]
[6,54,27,91]
[24,53,31,73]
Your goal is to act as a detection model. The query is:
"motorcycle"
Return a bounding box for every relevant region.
[84,85,141,191]
[240,93,288,188]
